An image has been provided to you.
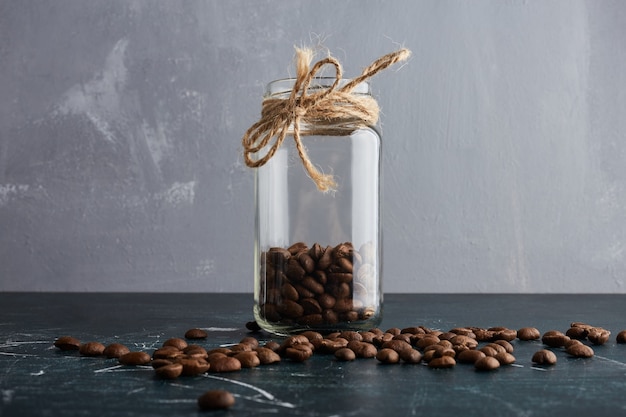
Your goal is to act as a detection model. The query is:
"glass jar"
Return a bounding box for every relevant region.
[253,78,382,336]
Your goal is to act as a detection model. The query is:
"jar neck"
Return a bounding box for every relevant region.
[265,77,371,99]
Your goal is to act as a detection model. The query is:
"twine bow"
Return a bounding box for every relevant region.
[242,47,411,192]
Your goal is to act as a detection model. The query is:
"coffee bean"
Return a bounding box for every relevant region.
[475,356,500,371]
[255,347,281,364]
[494,352,516,365]
[155,362,184,379]
[183,345,208,358]
[184,328,208,340]
[492,340,514,354]
[376,348,400,364]
[566,326,588,340]
[163,338,188,350]
[428,356,456,369]
[54,336,81,351]
[456,349,486,364]
[566,343,594,358]
[542,330,570,348]
[382,339,412,353]
[399,349,422,364]
[103,343,130,359]
[479,346,499,357]
[153,346,183,360]
[335,348,356,361]
[285,345,313,362]
[246,320,262,332]
[197,390,235,410]
[210,356,242,372]
[151,359,174,369]
[119,351,151,366]
[234,352,261,368]
[79,342,105,357]
[517,327,540,341]
[617,330,626,344]
[532,349,557,366]
[587,328,610,345]
[178,358,211,375]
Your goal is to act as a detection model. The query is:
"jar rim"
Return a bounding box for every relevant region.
[265,77,370,98]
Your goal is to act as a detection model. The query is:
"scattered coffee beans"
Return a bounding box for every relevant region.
[197,390,235,411]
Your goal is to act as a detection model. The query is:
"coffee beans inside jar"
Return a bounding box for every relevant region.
[255,241,380,335]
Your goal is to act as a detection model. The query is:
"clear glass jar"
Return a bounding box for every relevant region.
[253,78,382,336]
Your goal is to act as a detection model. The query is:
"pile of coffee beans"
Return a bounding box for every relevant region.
[258,241,379,328]
[54,321,626,411]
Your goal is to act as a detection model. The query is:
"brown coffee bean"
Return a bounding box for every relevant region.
[416,336,441,349]
[456,349,486,364]
[210,356,242,372]
[485,343,507,354]
[54,336,81,351]
[119,351,151,366]
[300,298,322,315]
[339,331,363,342]
[197,389,235,410]
[493,340,514,354]
[183,345,208,358]
[245,320,262,332]
[263,341,281,352]
[517,327,541,341]
[382,339,412,353]
[428,356,456,369]
[301,331,324,342]
[153,346,183,360]
[479,346,499,357]
[163,338,188,350]
[184,328,208,340]
[285,345,313,362]
[492,328,517,342]
[79,342,105,357]
[347,341,378,358]
[103,343,130,359]
[473,328,495,342]
[494,352,516,365]
[566,343,594,358]
[475,356,500,371]
[151,359,174,369]
[280,283,299,301]
[155,362,184,379]
[234,352,260,368]
[255,347,281,364]
[532,349,557,366]
[587,328,611,345]
[298,253,316,273]
[276,299,304,319]
[376,348,400,364]
[399,349,422,364]
[288,242,308,255]
[542,331,570,348]
[317,293,336,310]
[178,358,211,376]
[566,326,588,340]
[450,335,478,349]
[617,330,626,344]
[335,348,356,361]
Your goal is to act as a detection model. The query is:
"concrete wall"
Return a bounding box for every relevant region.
[1,0,625,293]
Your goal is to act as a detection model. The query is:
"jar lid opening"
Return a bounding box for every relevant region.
[265,78,370,98]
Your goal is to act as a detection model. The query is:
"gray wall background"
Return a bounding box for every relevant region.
[1,1,625,293]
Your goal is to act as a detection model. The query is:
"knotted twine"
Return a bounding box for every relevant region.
[242,47,411,192]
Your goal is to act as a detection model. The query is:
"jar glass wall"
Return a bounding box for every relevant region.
[253,79,382,336]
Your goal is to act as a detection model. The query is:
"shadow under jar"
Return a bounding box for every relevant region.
[253,78,382,336]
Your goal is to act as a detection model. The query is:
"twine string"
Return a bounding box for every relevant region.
[242,47,411,192]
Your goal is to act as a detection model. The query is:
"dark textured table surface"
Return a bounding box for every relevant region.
[1,293,626,416]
